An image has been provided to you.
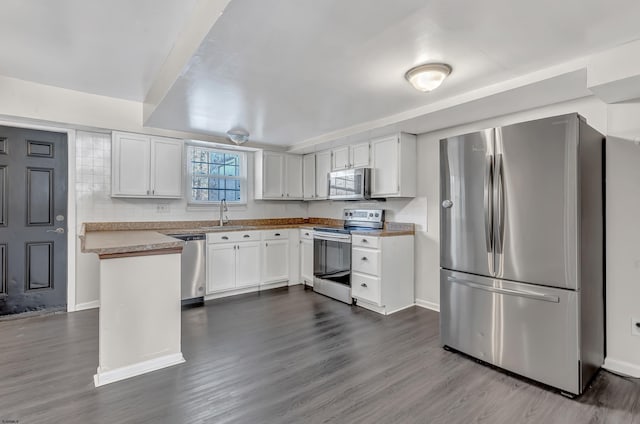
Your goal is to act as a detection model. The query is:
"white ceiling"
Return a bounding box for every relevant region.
[2,0,640,145]
[0,0,199,100]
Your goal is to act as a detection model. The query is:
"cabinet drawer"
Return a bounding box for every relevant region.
[262,230,290,240]
[352,235,380,248]
[207,231,262,244]
[299,228,314,240]
[352,247,380,276]
[351,272,381,305]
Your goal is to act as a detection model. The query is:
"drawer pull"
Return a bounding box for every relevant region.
[243,234,250,238]
[222,236,229,240]
[362,239,368,243]
[275,233,281,236]
[361,283,367,287]
[305,232,309,236]
[361,257,368,261]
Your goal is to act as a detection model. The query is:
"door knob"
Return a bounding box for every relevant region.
[442,200,454,209]
[46,228,65,234]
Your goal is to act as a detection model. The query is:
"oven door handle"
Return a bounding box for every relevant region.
[313,232,352,242]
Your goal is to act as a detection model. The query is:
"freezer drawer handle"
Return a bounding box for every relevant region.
[447,277,560,303]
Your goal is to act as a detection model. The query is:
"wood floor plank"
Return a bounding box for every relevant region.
[0,285,638,424]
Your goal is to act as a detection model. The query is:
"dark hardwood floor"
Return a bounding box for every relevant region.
[1,286,638,424]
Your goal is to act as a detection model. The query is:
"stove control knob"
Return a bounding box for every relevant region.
[369,213,373,217]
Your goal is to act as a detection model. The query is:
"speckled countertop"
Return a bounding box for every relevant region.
[80,218,414,257]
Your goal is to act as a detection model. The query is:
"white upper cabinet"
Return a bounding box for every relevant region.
[315,150,331,200]
[303,154,316,200]
[302,150,331,200]
[331,146,350,170]
[285,154,303,199]
[112,132,183,198]
[350,142,370,168]
[150,137,183,197]
[331,142,370,170]
[255,151,303,200]
[371,133,416,198]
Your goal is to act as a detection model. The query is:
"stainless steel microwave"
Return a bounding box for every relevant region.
[327,168,371,200]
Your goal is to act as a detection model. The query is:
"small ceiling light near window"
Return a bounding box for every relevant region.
[404,63,452,92]
[226,128,250,145]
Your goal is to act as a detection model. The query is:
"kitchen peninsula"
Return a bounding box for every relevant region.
[80,229,185,387]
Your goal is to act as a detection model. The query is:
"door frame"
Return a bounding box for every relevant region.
[0,119,77,312]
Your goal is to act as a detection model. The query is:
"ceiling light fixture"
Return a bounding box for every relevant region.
[404,63,452,92]
[226,128,250,145]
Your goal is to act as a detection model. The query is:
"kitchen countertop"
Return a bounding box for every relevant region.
[80,218,414,257]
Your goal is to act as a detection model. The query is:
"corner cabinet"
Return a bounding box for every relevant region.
[111,132,183,198]
[255,151,303,200]
[371,133,416,198]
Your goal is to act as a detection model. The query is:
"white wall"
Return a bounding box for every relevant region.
[602,103,640,377]
[75,131,307,307]
[308,96,607,310]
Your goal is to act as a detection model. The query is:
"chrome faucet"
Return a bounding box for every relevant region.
[219,199,229,226]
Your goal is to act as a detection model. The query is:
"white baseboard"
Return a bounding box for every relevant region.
[415,298,440,312]
[94,353,185,387]
[603,357,640,378]
[74,300,100,311]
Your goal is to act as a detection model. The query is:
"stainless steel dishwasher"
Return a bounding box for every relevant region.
[170,234,206,304]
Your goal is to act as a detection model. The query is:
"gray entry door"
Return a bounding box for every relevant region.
[440,129,495,277]
[0,125,68,315]
[495,114,578,289]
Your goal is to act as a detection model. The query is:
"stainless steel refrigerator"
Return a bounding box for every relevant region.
[439,113,604,396]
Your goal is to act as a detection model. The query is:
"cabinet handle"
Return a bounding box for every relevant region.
[304,232,309,236]
[361,283,368,287]
[236,245,239,250]
[286,193,290,197]
[222,236,229,240]
[281,193,284,197]
[146,190,150,195]
[265,242,269,247]
[275,233,281,236]
[362,239,368,243]
[243,234,250,238]
[152,189,155,195]
[361,257,368,261]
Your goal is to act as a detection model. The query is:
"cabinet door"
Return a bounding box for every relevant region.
[350,142,370,168]
[262,152,285,198]
[371,135,399,197]
[262,239,290,283]
[315,150,332,200]
[150,137,183,197]
[285,154,303,199]
[302,154,316,200]
[236,241,261,288]
[331,146,350,170]
[112,132,151,196]
[300,239,314,284]
[207,243,236,293]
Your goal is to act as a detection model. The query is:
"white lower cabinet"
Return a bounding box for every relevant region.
[299,229,314,285]
[351,234,414,315]
[262,237,290,284]
[206,232,262,294]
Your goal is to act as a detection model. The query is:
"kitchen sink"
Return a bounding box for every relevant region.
[200,225,252,231]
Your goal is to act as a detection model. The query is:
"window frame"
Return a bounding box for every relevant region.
[185,143,248,206]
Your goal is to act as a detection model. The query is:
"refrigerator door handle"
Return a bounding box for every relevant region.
[495,153,505,255]
[447,276,560,303]
[484,155,494,255]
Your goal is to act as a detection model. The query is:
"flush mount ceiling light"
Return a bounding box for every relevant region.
[226,128,250,145]
[404,63,452,92]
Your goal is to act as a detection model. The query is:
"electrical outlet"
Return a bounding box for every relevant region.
[156,204,170,213]
[632,318,640,337]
